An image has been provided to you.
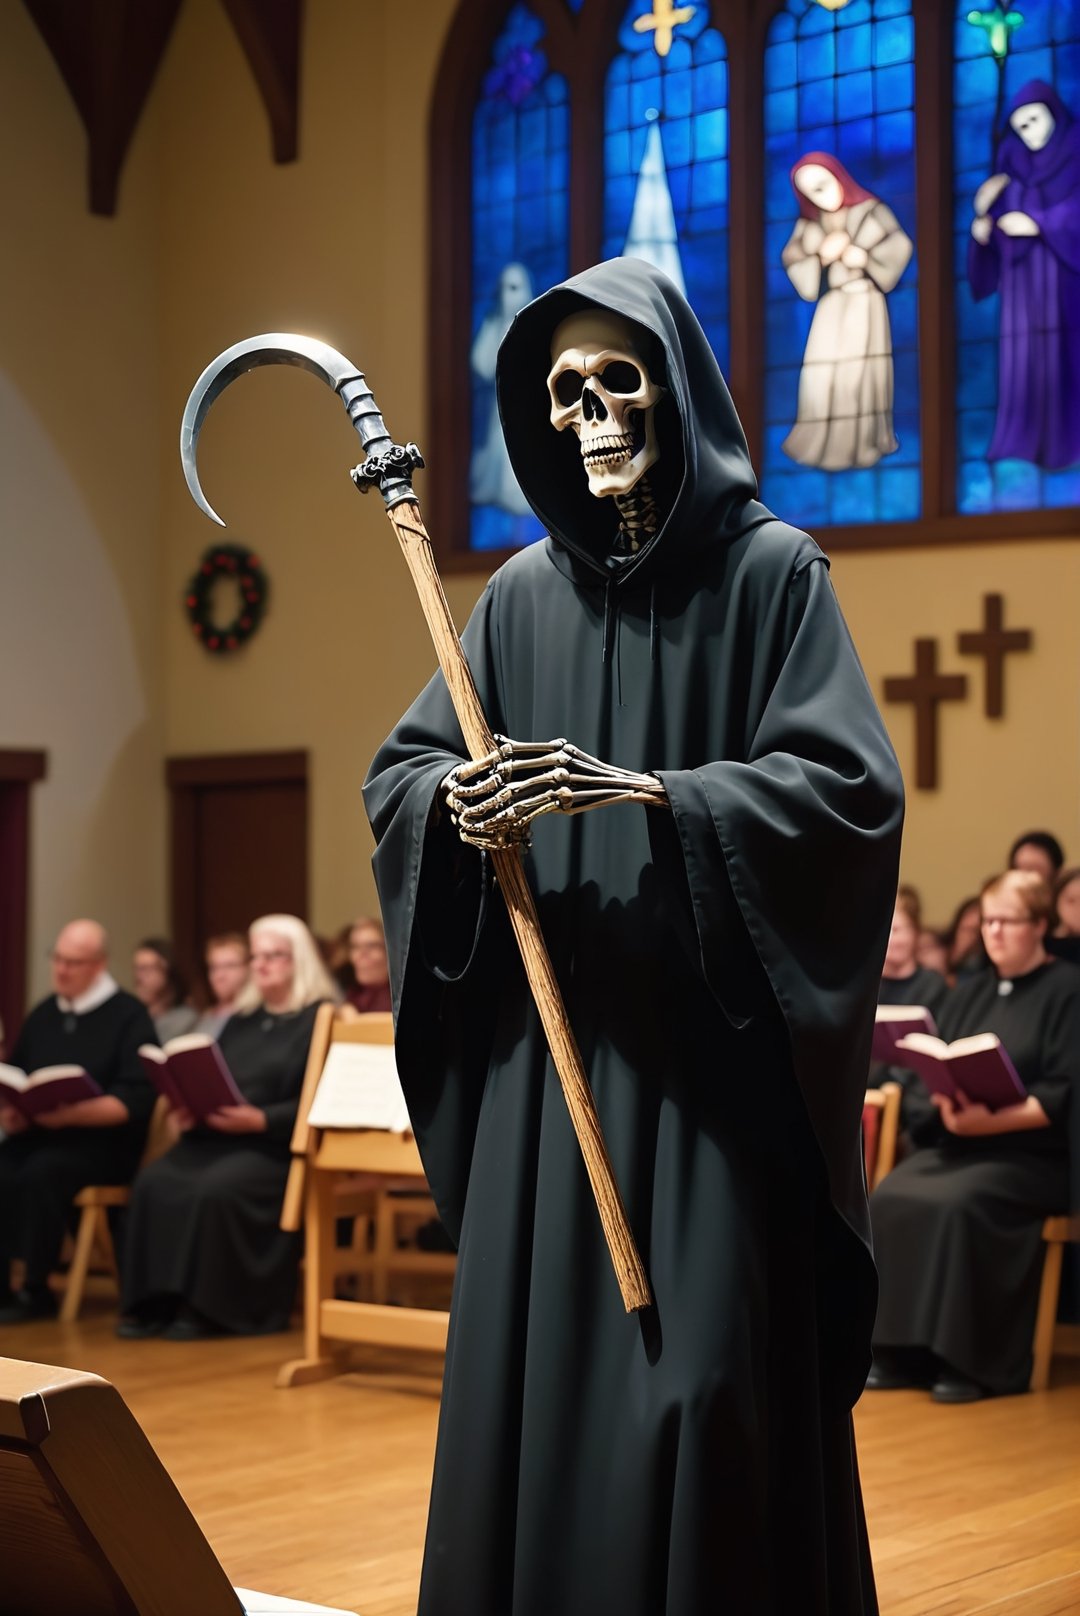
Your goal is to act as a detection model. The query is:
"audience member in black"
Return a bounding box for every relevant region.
[118,914,335,1340]
[868,870,1080,1403]
[193,932,250,1039]
[1047,868,1080,968]
[872,893,950,1130]
[0,920,156,1323]
[915,927,949,978]
[133,937,198,1044]
[943,894,985,984]
[341,917,392,1015]
[1008,830,1065,887]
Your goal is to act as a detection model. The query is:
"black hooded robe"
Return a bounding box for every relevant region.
[364,260,904,1616]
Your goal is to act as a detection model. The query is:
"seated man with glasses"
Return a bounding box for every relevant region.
[0,919,157,1323]
[867,870,1080,1402]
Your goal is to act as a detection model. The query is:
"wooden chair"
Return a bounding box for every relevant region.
[862,1081,902,1191]
[58,1095,175,1323]
[277,1005,454,1388]
[1030,1213,1080,1391]
[0,1353,356,1614]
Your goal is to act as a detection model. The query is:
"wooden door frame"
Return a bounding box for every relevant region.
[166,750,309,978]
[0,749,48,1046]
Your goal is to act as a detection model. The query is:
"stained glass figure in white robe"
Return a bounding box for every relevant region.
[470,262,534,514]
[781,153,913,472]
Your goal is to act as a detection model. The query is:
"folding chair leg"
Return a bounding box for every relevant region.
[1031,1239,1064,1392]
[60,1206,104,1324]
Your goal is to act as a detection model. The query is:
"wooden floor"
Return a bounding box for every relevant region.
[2,1303,1079,1615]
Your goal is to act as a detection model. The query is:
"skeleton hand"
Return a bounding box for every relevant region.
[971,216,994,245]
[443,737,667,852]
[996,210,1039,238]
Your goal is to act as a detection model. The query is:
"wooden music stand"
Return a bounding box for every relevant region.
[277,1006,453,1389]
[0,1354,356,1615]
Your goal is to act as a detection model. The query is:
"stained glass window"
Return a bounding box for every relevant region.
[762,0,920,528]
[470,5,570,552]
[954,2,1080,514]
[603,4,730,377]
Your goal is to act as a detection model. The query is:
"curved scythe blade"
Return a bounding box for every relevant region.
[180,333,368,526]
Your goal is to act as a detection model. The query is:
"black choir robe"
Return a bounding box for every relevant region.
[121,1002,321,1333]
[364,258,904,1616]
[0,988,156,1290]
[871,959,1080,1392]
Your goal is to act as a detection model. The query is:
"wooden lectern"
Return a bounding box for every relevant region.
[277,1006,454,1389]
[0,1355,356,1615]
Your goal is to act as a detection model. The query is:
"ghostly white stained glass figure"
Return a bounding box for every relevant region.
[470,262,534,514]
[781,153,913,471]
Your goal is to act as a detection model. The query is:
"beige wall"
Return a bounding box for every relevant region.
[2,0,1077,1012]
[0,3,167,1003]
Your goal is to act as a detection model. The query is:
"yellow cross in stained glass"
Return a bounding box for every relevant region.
[632,0,696,59]
[966,7,1024,60]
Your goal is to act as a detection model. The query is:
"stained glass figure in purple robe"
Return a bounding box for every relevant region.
[781,152,913,471]
[968,80,1080,471]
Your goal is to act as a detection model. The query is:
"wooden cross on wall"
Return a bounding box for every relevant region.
[957,593,1033,717]
[883,640,967,791]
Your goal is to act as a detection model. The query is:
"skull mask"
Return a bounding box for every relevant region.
[546,311,664,498]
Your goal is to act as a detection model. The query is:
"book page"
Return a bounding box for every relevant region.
[307,1041,411,1133]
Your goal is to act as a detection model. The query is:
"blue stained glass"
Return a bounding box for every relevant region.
[874,16,913,66]
[840,72,874,121]
[801,32,835,80]
[765,89,799,135]
[838,24,872,74]
[769,40,799,89]
[761,0,920,529]
[469,5,569,553]
[603,4,731,377]
[876,63,914,113]
[952,0,1080,517]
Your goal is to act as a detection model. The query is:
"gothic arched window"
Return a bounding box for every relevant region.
[430,0,1079,568]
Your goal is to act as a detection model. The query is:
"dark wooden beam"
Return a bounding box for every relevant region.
[218,0,303,164]
[23,0,183,216]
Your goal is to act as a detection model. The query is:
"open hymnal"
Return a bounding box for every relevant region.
[871,1004,938,1063]
[306,1040,412,1133]
[891,1031,1027,1112]
[138,1035,246,1120]
[0,1062,103,1119]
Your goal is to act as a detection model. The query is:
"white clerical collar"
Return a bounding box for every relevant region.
[57,971,120,1016]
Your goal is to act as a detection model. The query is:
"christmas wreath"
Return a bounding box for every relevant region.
[184,543,269,654]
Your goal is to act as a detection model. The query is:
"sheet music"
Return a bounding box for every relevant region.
[306,1041,412,1133]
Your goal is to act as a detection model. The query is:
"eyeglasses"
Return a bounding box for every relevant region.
[350,941,386,953]
[250,949,291,963]
[49,951,102,967]
[980,916,1035,930]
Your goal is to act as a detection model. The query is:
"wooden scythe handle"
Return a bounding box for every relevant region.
[387,497,652,1313]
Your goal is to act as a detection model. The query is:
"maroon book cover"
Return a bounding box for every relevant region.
[871,1005,937,1064]
[0,1063,103,1120]
[139,1038,244,1120]
[891,1033,1027,1112]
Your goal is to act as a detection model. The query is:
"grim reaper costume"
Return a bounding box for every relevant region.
[364,259,904,1616]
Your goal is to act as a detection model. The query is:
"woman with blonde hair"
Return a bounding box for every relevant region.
[868,870,1080,1401]
[118,915,335,1338]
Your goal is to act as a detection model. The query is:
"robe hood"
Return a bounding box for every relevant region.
[495,257,771,591]
[997,79,1079,185]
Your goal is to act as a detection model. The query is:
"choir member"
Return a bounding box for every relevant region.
[193,932,250,1038]
[1009,829,1065,887]
[132,937,198,1043]
[118,914,335,1339]
[868,870,1080,1401]
[342,917,391,1014]
[0,920,156,1323]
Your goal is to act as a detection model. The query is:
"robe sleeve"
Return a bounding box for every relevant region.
[100,999,159,1128]
[781,220,824,302]
[362,579,512,1242]
[1021,187,1080,275]
[854,202,913,295]
[1024,976,1080,1151]
[654,550,904,1261]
